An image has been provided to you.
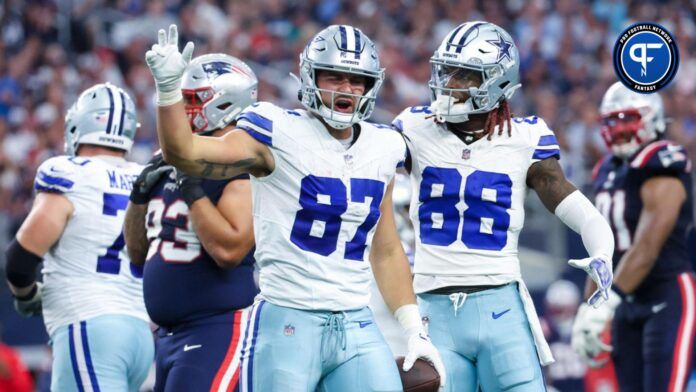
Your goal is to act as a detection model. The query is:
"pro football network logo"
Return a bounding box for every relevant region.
[613,22,679,93]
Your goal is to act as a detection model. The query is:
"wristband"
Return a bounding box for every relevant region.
[156,89,183,107]
[394,304,424,336]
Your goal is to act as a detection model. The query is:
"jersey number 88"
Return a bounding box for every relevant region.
[419,167,512,251]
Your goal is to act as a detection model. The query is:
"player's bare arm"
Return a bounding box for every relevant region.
[6,193,73,296]
[187,178,255,268]
[369,180,416,312]
[369,179,447,383]
[157,102,273,179]
[529,156,615,307]
[613,176,685,293]
[526,156,577,211]
[124,202,149,267]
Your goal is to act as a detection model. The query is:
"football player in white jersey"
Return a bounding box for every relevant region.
[391,21,615,391]
[144,24,445,391]
[4,83,154,391]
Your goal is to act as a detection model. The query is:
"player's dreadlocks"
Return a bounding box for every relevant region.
[483,100,513,140]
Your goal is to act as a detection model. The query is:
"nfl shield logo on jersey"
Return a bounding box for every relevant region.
[284,324,295,336]
[462,149,471,160]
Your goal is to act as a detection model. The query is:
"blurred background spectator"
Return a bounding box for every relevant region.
[0,0,694,390]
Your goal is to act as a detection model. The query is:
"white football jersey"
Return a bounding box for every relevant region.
[237,102,406,310]
[394,107,560,293]
[35,155,148,336]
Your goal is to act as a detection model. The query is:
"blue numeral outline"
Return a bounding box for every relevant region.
[290,176,385,260]
[97,193,129,274]
[418,168,513,251]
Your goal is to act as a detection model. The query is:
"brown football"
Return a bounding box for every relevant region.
[395,357,441,392]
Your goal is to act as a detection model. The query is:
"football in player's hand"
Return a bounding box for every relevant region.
[396,356,441,392]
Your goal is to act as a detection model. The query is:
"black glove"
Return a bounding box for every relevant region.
[14,282,42,317]
[130,154,173,204]
[176,170,206,206]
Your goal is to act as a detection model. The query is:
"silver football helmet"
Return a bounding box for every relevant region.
[182,54,258,134]
[429,21,521,123]
[64,83,137,156]
[600,82,666,158]
[297,25,385,129]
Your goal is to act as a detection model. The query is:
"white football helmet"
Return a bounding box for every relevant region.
[297,25,385,129]
[429,21,521,123]
[182,54,258,134]
[64,83,137,156]
[600,82,666,158]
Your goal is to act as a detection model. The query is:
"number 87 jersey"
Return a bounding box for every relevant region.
[393,107,560,291]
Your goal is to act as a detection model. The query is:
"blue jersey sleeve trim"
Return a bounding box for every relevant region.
[533,148,560,160]
[537,135,558,147]
[34,183,66,194]
[238,111,273,134]
[239,126,273,146]
[35,171,75,191]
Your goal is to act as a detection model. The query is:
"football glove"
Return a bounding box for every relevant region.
[145,24,194,105]
[14,282,43,318]
[403,332,447,388]
[130,154,173,204]
[176,170,206,206]
[568,256,613,308]
[571,291,620,367]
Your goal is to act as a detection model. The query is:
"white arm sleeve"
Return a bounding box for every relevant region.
[554,190,615,260]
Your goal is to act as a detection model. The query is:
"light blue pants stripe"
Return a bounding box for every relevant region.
[418,283,545,391]
[51,315,154,392]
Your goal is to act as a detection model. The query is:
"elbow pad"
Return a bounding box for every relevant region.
[554,190,615,260]
[5,239,43,288]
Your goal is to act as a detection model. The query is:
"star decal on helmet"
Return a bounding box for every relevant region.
[486,32,513,63]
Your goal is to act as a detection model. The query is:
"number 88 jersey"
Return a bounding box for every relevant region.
[393,107,560,292]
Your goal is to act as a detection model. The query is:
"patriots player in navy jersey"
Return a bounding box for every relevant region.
[123,53,258,392]
[572,82,695,392]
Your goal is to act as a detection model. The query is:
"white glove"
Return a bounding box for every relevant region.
[14,282,43,317]
[568,256,613,308]
[145,24,194,106]
[403,332,447,388]
[395,304,446,387]
[571,291,620,367]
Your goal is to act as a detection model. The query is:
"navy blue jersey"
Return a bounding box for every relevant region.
[592,140,693,297]
[143,170,257,327]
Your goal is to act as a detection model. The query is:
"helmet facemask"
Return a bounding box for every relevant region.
[297,25,385,130]
[299,63,383,130]
[601,106,658,158]
[428,22,521,125]
[183,87,215,134]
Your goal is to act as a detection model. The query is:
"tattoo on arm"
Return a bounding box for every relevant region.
[194,158,257,179]
[526,158,577,212]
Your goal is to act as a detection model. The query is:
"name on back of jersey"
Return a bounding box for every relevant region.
[107,170,138,191]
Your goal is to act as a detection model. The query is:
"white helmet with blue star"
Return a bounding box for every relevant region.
[429,21,521,123]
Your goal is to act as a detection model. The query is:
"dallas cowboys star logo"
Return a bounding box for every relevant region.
[486,32,513,63]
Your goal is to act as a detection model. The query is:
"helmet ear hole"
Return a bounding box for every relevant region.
[69,126,77,134]
[216,102,232,110]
